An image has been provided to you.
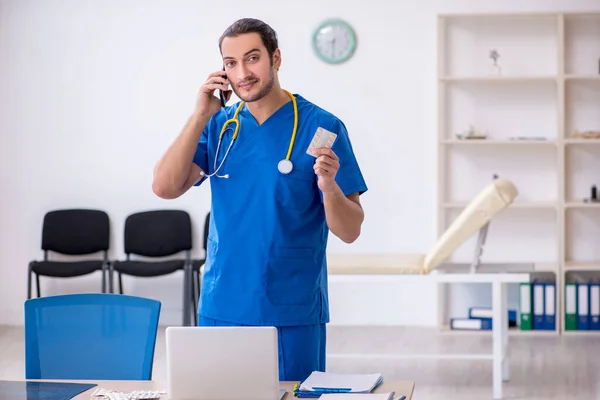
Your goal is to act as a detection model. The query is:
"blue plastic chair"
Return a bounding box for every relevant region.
[24,293,161,380]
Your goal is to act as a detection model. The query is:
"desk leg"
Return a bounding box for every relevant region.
[492,281,507,399]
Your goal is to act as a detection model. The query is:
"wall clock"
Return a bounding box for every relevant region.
[312,18,357,64]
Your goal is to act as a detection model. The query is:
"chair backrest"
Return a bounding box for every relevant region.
[423,177,518,273]
[24,293,161,380]
[124,210,192,257]
[41,209,110,255]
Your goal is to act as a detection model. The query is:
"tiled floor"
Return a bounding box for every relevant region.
[1,324,598,399]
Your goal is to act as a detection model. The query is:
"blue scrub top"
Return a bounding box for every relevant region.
[192,94,368,327]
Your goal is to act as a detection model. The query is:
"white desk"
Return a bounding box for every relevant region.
[7,379,415,400]
[327,256,530,400]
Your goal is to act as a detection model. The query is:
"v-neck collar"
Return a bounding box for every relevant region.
[240,94,297,128]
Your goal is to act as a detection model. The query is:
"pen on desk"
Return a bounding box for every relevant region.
[397,396,406,400]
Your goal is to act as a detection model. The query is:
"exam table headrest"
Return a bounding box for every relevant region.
[423,177,518,273]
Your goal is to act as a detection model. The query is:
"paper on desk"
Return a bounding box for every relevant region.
[300,371,383,393]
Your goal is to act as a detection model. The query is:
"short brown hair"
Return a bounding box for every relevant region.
[219,18,278,61]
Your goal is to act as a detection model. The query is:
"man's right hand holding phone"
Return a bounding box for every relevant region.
[196,70,232,118]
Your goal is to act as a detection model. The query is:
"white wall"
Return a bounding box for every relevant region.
[0,0,597,326]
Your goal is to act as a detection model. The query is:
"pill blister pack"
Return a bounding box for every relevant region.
[306,127,337,157]
[91,388,167,400]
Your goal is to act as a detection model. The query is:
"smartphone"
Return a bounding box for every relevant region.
[219,67,227,107]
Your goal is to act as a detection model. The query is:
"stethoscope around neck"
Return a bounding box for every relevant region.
[204,89,298,179]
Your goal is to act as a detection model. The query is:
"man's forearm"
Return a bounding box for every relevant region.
[323,185,364,243]
[152,112,210,198]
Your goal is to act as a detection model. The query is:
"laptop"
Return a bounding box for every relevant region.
[165,326,282,400]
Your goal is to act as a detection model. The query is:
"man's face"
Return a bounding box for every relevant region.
[221,33,278,103]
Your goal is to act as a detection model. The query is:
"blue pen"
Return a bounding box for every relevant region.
[312,387,351,393]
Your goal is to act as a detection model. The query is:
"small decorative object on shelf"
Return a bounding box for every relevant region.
[489,49,502,76]
[572,129,600,139]
[509,136,547,141]
[455,125,488,140]
[584,185,598,203]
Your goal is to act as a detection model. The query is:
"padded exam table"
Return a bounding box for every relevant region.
[327,177,532,400]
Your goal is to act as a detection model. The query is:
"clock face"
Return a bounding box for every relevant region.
[312,19,356,64]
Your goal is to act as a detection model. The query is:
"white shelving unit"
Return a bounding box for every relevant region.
[436,11,600,336]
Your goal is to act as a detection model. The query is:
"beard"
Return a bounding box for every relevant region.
[233,68,275,103]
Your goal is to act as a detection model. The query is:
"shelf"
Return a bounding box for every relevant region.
[565,208,600,264]
[565,201,600,208]
[564,262,600,271]
[565,75,600,81]
[562,330,600,336]
[565,145,600,202]
[443,201,557,210]
[564,139,600,145]
[439,325,558,336]
[444,80,559,141]
[442,139,556,145]
[441,14,558,77]
[438,12,600,337]
[565,78,600,140]
[440,76,557,83]
[445,145,558,204]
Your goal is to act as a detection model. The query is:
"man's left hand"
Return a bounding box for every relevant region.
[313,148,340,193]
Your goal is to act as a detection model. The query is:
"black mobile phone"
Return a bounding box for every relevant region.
[219,67,227,107]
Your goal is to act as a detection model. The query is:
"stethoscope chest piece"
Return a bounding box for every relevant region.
[277,159,293,174]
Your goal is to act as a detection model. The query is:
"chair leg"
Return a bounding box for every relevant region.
[101,266,107,293]
[27,267,32,300]
[109,263,114,294]
[118,273,124,294]
[36,274,41,298]
[182,264,190,326]
[191,271,198,326]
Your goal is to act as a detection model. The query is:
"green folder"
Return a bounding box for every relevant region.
[565,282,578,330]
[519,282,532,330]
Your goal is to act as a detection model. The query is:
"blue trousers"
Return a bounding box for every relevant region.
[198,315,326,382]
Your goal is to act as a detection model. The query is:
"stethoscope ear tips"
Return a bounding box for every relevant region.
[223,174,229,179]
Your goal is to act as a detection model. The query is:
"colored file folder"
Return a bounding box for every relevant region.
[450,318,491,330]
[532,282,545,330]
[519,282,532,330]
[578,283,590,330]
[468,307,517,327]
[565,282,578,331]
[544,283,556,330]
[590,283,600,330]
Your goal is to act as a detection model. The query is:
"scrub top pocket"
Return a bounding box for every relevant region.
[274,168,318,212]
[266,246,320,306]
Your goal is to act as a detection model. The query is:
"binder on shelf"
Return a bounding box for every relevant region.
[590,283,600,330]
[532,282,545,330]
[468,307,517,327]
[450,318,492,330]
[577,283,590,330]
[544,283,556,330]
[564,282,578,331]
[519,282,532,331]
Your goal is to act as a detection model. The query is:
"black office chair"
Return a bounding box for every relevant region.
[28,209,110,299]
[110,210,204,326]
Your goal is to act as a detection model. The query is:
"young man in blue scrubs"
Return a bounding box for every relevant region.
[152,18,367,382]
